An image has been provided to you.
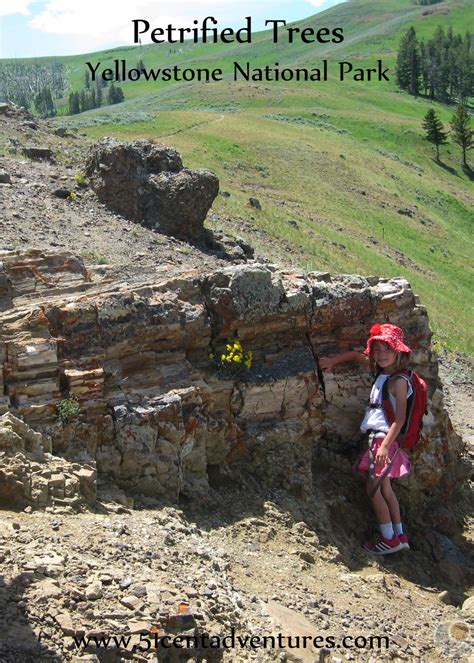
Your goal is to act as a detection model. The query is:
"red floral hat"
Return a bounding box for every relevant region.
[364,323,412,356]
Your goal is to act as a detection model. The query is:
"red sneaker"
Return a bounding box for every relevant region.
[363,535,403,555]
[399,533,410,550]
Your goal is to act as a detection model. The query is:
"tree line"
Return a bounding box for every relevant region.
[397,25,473,102]
[0,59,126,118]
[68,71,124,115]
[0,60,66,116]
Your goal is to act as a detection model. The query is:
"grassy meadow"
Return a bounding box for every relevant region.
[5,0,474,353]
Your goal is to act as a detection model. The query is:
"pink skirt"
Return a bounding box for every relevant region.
[354,436,411,479]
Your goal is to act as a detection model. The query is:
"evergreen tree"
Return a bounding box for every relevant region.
[397,27,415,91]
[68,91,80,115]
[458,35,474,101]
[409,37,421,95]
[450,103,473,168]
[96,82,103,107]
[79,90,86,113]
[397,27,420,95]
[422,108,448,162]
[34,87,55,117]
[84,70,91,89]
[107,84,124,104]
[420,40,430,96]
[107,83,117,104]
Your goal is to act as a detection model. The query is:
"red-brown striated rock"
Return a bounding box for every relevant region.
[0,249,467,513]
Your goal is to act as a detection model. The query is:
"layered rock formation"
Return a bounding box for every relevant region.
[0,249,465,513]
[84,138,219,241]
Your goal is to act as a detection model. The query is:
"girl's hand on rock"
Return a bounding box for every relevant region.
[319,357,334,371]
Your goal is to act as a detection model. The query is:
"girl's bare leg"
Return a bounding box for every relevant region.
[366,479,391,524]
[380,477,401,525]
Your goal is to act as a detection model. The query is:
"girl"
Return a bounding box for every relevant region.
[320,323,413,555]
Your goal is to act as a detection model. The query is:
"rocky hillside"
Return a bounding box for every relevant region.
[0,103,473,663]
[0,103,255,279]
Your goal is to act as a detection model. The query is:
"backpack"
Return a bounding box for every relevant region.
[380,369,428,449]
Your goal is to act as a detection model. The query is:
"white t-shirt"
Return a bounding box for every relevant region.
[360,373,413,433]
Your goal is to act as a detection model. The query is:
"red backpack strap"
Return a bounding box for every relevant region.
[381,370,414,442]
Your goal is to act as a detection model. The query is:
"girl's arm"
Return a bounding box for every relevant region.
[319,350,369,371]
[375,377,408,466]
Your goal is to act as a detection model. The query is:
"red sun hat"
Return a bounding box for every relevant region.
[364,323,412,356]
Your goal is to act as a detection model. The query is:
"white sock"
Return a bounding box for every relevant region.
[380,522,394,540]
[393,522,404,536]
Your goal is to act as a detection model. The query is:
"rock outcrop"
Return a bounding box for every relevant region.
[84,138,219,241]
[0,249,467,516]
[0,412,95,510]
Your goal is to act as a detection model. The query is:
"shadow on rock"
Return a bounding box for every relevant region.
[0,572,61,662]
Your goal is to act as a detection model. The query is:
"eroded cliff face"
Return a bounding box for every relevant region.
[0,250,465,513]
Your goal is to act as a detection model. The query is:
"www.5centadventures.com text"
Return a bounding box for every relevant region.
[71,629,390,653]
[85,59,391,83]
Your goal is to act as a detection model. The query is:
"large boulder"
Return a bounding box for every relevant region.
[84,138,219,241]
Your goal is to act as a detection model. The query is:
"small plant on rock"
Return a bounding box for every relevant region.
[83,251,108,264]
[209,340,252,379]
[57,394,81,424]
[74,172,88,187]
[68,191,77,201]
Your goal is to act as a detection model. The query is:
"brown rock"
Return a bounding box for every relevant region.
[84,138,219,241]
[55,611,77,636]
[22,146,55,161]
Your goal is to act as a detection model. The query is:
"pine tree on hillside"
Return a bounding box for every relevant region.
[34,87,55,117]
[107,84,124,104]
[96,82,103,107]
[450,103,473,168]
[422,109,448,162]
[68,91,80,115]
[458,32,474,101]
[108,84,117,104]
[397,27,420,95]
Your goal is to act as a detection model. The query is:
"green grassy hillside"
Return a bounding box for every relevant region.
[4,0,474,354]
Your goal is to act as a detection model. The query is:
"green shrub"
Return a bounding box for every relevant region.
[57,394,81,424]
[83,251,108,264]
